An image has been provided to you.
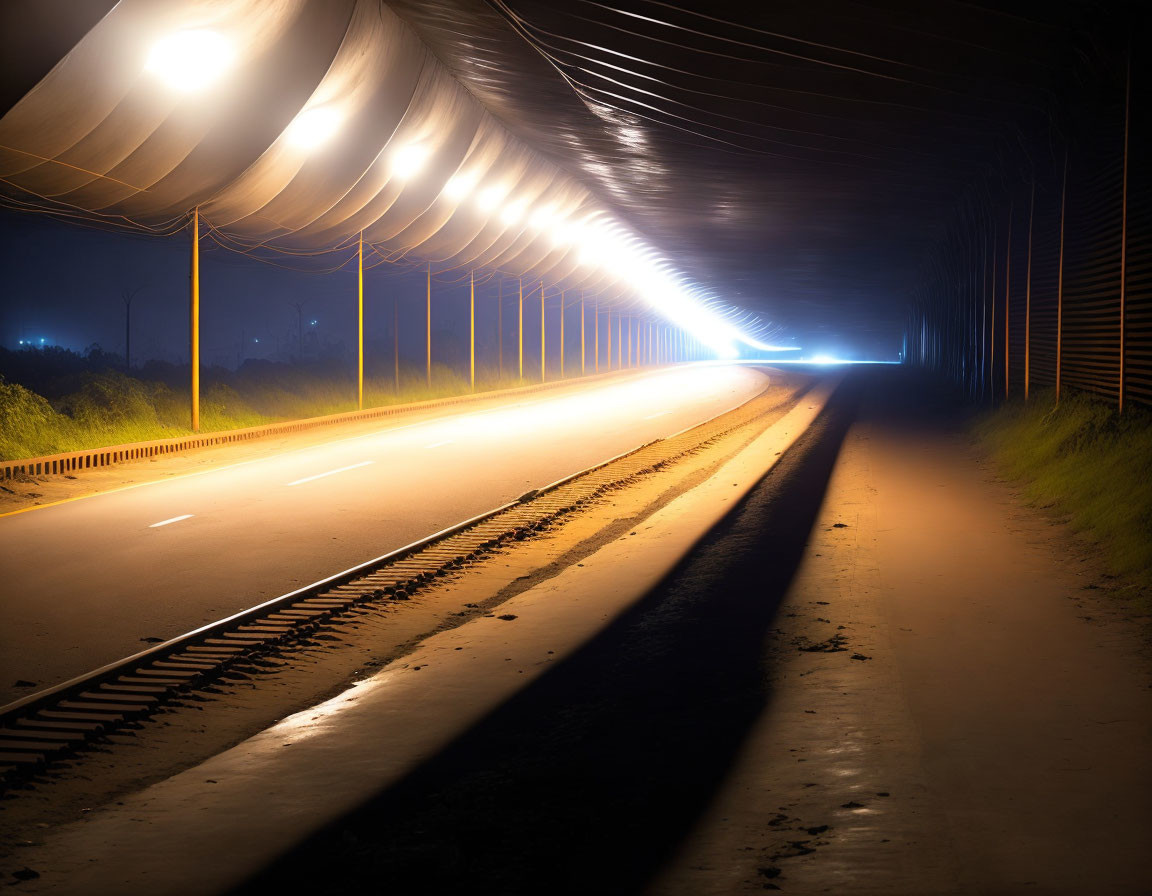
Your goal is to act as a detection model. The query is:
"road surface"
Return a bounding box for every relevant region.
[0,364,771,703]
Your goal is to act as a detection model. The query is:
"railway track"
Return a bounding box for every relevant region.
[0,382,805,788]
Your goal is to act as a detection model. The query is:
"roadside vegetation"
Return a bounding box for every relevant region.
[0,346,533,461]
[974,388,1152,610]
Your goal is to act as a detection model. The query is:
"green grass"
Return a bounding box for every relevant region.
[974,388,1152,611]
[0,364,537,461]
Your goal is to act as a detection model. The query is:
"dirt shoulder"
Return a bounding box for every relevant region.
[652,371,1152,894]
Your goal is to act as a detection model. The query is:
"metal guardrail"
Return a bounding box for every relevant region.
[0,367,647,480]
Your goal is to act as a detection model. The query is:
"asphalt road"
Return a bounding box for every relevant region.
[0,364,771,704]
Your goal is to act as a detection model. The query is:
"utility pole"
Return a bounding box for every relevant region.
[190,207,200,432]
[290,301,306,361]
[122,285,143,373]
[580,292,585,375]
[426,263,432,389]
[470,270,476,391]
[357,232,364,410]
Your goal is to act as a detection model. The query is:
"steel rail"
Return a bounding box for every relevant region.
[0,379,795,786]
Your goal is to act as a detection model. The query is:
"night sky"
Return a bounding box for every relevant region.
[0,0,1123,366]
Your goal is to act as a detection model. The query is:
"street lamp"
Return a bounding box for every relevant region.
[391,144,429,179]
[285,106,342,149]
[145,30,234,93]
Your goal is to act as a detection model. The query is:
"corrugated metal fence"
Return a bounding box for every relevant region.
[906,15,1151,410]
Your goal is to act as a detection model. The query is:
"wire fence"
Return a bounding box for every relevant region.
[906,14,1151,410]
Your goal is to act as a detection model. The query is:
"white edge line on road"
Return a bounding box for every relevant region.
[424,440,454,449]
[643,410,672,419]
[149,514,193,528]
[3,365,773,521]
[287,460,373,487]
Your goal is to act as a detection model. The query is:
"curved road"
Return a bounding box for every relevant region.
[0,364,773,703]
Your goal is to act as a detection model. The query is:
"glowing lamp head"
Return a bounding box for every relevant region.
[551,220,579,248]
[391,144,429,179]
[529,206,557,230]
[476,185,506,212]
[145,30,234,94]
[500,201,526,225]
[284,106,342,149]
[444,172,476,200]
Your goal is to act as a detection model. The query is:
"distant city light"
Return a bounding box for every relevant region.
[310,320,318,326]
[145,30,234,94]
[285,106,342,149]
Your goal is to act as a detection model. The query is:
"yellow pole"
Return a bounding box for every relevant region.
[540,284,546,382]
[1004,202,1012,399]
[1056,151,1068,406]
[426,264,432,389]
[357,232,364,410]
[190,207,200,432]
[1024,183,1034,401]
[469,269,475,391]
[594,303,600,373]
[607,307,612,370]
[580,293,585,375]
[518,278,523,380]
[1119,50,1130,414]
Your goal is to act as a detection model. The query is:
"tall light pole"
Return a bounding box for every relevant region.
[426,263,432,389]
[122,285,143,373]
[470,269,476,391]
[580,292,586,375]
[190,207,200,432]
[594,303,600,373]
[357,232,364,410]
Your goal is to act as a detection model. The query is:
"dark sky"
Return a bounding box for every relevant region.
[0,0,1125,366]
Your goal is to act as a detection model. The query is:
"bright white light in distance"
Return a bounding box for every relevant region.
[391,144,429,179]
[551,220,578,247]
[145,30,234,94]
[285,106,342,149]
[444,172,476,199]
[476,185,506,211]
[811,354,840,365]
[529,206,557,229]
[500,201,526,225]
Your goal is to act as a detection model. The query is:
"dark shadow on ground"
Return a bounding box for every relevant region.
[232,376,860,896]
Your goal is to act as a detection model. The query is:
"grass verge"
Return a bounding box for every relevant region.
[974,387,1152,612]
[0,364,540,461]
